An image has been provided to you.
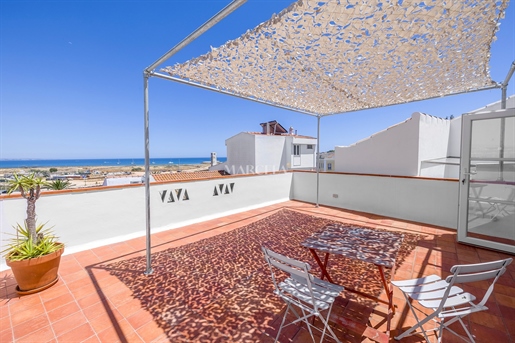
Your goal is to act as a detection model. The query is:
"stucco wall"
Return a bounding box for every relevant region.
[291,171,459,229]
[418,114,451,167]
[0,173,293,270]
[334,113,420,176]
[226,133,256,174]
[255,135,288,173]
[448,116,462,158]
[1,171,461,271]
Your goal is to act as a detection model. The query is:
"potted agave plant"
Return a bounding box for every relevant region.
[3,173,64,295]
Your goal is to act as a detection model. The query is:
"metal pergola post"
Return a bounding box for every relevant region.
[142,0,247,275]
[316,115,321,207]
[498,60,515,181]
[143,73,152,275]
[501,61,515,109]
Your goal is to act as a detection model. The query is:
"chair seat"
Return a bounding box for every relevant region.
[392,275,464,302]
[278,276,344,311]
[420,292,476,309]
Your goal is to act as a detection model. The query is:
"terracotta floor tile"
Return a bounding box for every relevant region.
[107,286,134,307]
[97,318,136,343]
[51,311,88,337]
[470,321,511,343]
[10,301,46,327]
[70,282,100,300]
[73,250,104,267]
[80,334,102,343]
[66,276,96,291]
[16,325,55,343]
[82,300,114,322]
[88,307,123,333]
[58,257,84,275]
[12,314,50,340]
[116,298,144,319]
[43,292,75,312]
[8,293,42,314]
[76,291,104,308]
[0,201,512,343]
[136,319,166,342]
[126,308,153,330]
[47,301,81,323]
[56,322,96,343]
[38,283,70,302]
[0,327,14,343]
[495,292,515,309]
[499,303,515,320]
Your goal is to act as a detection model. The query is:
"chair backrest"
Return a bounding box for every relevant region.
[445,258,512,307]
[262,247,319,311]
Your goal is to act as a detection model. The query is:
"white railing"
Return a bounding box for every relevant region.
[1,171,460,270]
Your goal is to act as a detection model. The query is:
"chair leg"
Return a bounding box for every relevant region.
[300,308,317,342]
[316,306,342,343]
[275,303,292,343]
[439,315,476,343]
[395,296,436,342]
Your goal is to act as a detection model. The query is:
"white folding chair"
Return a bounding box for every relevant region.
[262,247,344,343]
[392,258,512,343]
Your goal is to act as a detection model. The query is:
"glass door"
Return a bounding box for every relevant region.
[458,108,515,253]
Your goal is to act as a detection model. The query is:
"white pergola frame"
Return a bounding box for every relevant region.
[142,0,513,274]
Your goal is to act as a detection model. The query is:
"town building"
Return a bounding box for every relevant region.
[211,120,317,175]
[334,95,515,178]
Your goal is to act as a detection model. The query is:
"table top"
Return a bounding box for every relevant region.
[301,224,404,268]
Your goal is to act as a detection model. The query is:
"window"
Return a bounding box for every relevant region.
[327,162,332,171]
[307,144,313,150]
[293,144,300,156]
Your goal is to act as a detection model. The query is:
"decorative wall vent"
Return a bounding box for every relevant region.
[160,188,190,203]
[213,183,235,196]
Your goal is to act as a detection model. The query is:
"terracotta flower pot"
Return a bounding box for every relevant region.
[6,244,64,295]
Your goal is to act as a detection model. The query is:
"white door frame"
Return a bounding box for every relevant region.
[458,108,515,254]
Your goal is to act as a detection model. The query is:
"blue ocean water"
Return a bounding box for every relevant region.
[0,157,227,169]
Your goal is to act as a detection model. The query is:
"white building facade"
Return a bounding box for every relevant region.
[212,121,317,175]
[334,96,515,178]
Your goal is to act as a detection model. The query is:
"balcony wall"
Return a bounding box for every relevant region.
[0,173,293,270]
[1,171,459,271]
[291,171,459,229]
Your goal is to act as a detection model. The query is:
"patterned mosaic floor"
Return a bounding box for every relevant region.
[1,200,514,342]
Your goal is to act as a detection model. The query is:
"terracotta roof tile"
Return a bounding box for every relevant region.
[153,170,228,182]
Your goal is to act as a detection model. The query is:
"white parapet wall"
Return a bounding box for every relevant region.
[1,170,460,271]
[0,172,293,271]
[291,171,459,229]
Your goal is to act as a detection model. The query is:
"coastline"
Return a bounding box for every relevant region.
[0,164,210,189]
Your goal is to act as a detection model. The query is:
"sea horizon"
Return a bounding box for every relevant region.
[0,157,227,169]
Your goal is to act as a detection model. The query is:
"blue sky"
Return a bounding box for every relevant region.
[1,0,514,160]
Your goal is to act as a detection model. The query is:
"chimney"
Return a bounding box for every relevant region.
[289,126,294,135]
[211,152,217,166]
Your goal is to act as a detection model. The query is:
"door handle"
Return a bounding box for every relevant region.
[461,171,476,184]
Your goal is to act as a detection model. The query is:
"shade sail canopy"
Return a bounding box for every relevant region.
[162,0,508,116]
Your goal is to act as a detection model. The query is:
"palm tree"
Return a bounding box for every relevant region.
[47,179,71,190]
[7,173,49,245]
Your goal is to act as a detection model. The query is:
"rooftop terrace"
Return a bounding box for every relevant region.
[1,200,513,343]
